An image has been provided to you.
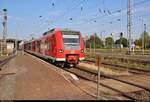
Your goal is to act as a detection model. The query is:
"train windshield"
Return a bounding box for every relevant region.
[63,35,79,44]
[62,31,80,50]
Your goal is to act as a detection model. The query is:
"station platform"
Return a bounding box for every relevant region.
[0,51,94,100]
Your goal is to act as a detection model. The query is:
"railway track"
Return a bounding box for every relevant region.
[0,55,16,78]
[101,62,150,76]
[85,53,150,65]
[86,52,150,60]
[65,66,150,100]
[83,60,150,76]
[78,63,150,92]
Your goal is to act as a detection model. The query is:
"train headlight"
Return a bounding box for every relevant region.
[59,49,64,53]
[81,49,84,53]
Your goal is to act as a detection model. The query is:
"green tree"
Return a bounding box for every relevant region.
[141,31,150,48]
[105,37,114,48]
[134,39,142,47]
[135,32,150,48]
[89,33,104,48]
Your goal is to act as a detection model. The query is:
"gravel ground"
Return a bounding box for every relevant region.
[0,52,95,100]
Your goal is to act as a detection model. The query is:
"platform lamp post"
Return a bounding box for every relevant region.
[2,9,8,55]
[0,21,2,56]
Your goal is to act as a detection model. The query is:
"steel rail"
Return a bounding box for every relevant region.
[0,55,15,80]
[77,65,150,92]
[0,55,15,69]
[101,63,150,76]
[83,59,150,75]
[65,68,137,100]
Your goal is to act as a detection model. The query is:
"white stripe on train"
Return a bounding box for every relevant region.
[26,50,85,61]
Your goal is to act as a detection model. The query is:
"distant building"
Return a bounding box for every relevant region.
[0,38,21,55]
[114,44,123,49]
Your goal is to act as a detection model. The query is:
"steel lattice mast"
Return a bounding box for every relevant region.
[127,0,133,54]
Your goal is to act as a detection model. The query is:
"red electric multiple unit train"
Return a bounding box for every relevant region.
[24,28,85,67]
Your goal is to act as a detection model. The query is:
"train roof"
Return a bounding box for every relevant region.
[42,28,80,36]
[61,28,80,32]
[24,28,81,44]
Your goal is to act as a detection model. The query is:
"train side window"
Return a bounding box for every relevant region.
[45,40,49,50]
[47,38,51,50]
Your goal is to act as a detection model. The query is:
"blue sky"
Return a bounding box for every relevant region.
[0,0,150,41]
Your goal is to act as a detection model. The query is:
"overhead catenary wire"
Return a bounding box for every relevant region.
[35,0,150,40]
[38,0,87,30]
[70,0,150,37]
[50,0,87,25]
[72,0,150,27]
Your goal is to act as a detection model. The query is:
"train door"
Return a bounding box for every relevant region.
[49,36,53,56]
[40,39,45,55]
[37,40,41,53]
[29,43,31,51]
[52,34,56,57]
[35,40,38,53]
[45,37,49,56]
[47,37,51,56]
[32,41,36,52]
[35,40,39,53]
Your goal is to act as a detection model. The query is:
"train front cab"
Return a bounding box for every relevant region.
[55,30,85,67]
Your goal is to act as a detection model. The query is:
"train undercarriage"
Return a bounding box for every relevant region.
[50,60,78,68]
[49,55,79,68]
